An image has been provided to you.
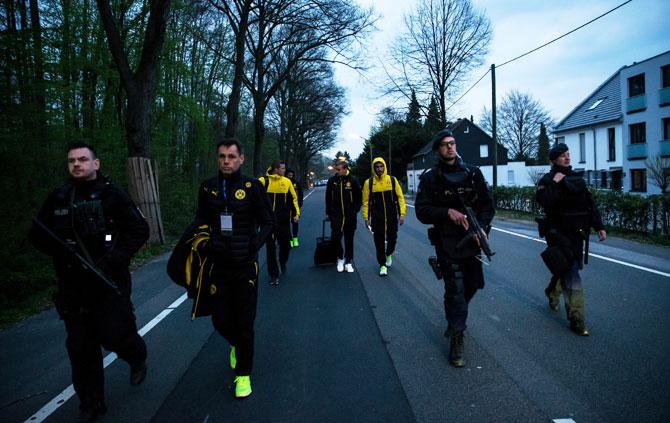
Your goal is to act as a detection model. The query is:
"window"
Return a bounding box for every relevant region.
[630,168,647,192]
[628,74,645,97]
[579,133,586,162]
[555,136,565,144]
[479,144,489,158]
[608,128,616,161]
[586,98,605,110]
[629,122,646,144]
[663,118,670,140]
[663,65,670,88]
[600,171,608,189]
[463,125,470,134]
[507,170,515,185]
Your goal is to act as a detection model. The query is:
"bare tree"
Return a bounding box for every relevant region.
[96,0,172,243]
[646,155,670,194]
[527,167,546,186]
[385,0,491,126]
[480,90,554,161]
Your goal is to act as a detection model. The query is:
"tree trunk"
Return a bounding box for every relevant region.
[127,156,164,245]
[223,0,252,138]
[252,99,266,177]
[29,0,46,136]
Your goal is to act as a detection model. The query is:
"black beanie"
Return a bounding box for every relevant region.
[549,143,569,160]
[431,128,455,150]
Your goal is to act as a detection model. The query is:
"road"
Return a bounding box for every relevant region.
[1,186,669,422]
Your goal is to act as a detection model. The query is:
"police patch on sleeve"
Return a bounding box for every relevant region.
[235,189,246,200]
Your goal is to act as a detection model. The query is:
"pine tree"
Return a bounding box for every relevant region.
[537,122,550,164]
[406,90,421,128]
[424,96,441,134]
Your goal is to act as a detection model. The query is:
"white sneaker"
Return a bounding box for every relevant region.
[379,265,388,276]
[385,255,393,267]
[336,258,345,272]
[345,263,354,273]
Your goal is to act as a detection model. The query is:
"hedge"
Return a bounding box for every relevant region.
[493,186,670,236]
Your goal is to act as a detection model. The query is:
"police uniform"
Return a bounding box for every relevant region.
[195,170,275,376]
[29,174,149,415]
[536,148,604,334]
[258,171,299,282]
[325,169,362,264]
[361,157,406,269]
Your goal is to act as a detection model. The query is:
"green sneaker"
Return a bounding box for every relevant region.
[230,346,237,370]
[293,237,299,247]
[234,375,252,398]
[385,255,393,267]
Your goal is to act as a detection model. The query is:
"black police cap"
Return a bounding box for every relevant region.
[549,143,569,160]
[431,128,455,150]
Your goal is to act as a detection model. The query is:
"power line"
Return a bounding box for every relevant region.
[445,68,490,113]
[497,0,633,68]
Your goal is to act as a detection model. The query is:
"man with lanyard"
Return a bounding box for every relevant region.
[29,142,149,421]
[195,138,275,397]
[362,157,406,276]
[325,159,362,273]
[285,168,303,248]
[258,160,300,285]
[415,129,495,367]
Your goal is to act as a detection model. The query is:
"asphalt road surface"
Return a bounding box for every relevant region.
[2,186,669,422]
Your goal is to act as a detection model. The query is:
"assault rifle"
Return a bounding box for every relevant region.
[32,218,121,295]
[455,204,495,262]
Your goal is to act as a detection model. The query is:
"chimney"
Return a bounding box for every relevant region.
[470,115,474,123]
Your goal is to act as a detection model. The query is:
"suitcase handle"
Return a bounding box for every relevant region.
[322,219,328,238]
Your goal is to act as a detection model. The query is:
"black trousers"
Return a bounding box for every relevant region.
[266,224,291,278]
[440,256,484,335]
[63,296,146,410]
[373,229,397,266]
[332,227,355,263]
[291,221,299,238]
[211,263,259,376]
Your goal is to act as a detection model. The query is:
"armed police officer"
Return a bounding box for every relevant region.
[29,142,149,421]
[536,143,606,336]
[415,129,494,367]
[195,138,275,397]
[325,159,362,273]
[285,168,303,248]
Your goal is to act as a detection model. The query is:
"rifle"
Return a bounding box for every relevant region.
[32,218,121,295]
[455,204,495,262]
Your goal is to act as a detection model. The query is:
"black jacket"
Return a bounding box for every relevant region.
[415,159,494,260]
[29,174,149,301]
[536,165,604,264]
[196,171,275,265]
[325,170,362,231]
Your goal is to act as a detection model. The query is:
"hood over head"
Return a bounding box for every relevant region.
[371,157,387,179]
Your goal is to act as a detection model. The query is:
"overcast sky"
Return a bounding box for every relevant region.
[328,0,670,159]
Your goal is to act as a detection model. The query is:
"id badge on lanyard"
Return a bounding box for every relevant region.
[220,212,233,236]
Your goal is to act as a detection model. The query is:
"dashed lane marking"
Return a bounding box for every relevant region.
[24,293,188,423]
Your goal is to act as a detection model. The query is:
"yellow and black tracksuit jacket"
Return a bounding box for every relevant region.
[362,157,406,234]
[258,172,300,225]
[325,169,362,232]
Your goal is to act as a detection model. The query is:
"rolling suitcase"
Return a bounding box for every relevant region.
[314,219,338,266]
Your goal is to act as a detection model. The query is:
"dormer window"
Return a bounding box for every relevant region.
[586,98,605,110]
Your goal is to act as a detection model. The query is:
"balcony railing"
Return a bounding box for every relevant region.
[626,94,647,113]
[660,87,670,106]
[627,143,647,159]
[660,139,670,157]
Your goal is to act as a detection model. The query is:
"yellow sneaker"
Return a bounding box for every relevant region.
[234,375,252,398]
[230,346,237,369]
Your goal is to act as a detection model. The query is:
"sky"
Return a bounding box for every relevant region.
[328,0,670,160]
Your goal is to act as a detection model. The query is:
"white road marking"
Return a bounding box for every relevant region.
[407,201,669,278]
[24,293,189,423]
[553,419,576,423]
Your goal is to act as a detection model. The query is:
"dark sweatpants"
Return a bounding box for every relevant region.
[266,224,291,278]
[211,262,259,376]
[63,296,146,410]
[373,229,397,267]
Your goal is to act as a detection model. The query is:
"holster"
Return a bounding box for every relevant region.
[540,246,573,276]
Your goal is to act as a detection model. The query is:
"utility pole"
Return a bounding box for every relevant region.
[491,63,498,191]
[388,132,392,175]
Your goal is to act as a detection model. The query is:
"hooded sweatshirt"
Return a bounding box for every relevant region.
[362,157,406,232]
[258,170,300,224]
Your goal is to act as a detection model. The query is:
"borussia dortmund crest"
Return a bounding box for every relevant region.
[235,189,246,200]
[245,182,252,188]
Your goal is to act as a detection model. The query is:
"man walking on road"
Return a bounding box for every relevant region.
[29,142,149,421]
[195,138,275,397]
[536,143,606,336]
[285,168,303,248]
[415,129,495,367]
[259,161,300,285]
[325,159,362,273]
[362,157,406,276]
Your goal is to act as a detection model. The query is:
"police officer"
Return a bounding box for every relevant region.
[325,159,362,273]
[29,142,149,421]
[195,138,275,397]
[362,157,406,276]
[536,143,606,336]
[285,168,303,248]
[258,161,300,285]
[415,129,494,367]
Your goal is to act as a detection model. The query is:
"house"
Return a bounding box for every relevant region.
[406,118,509,193]
[553,50,670,194]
